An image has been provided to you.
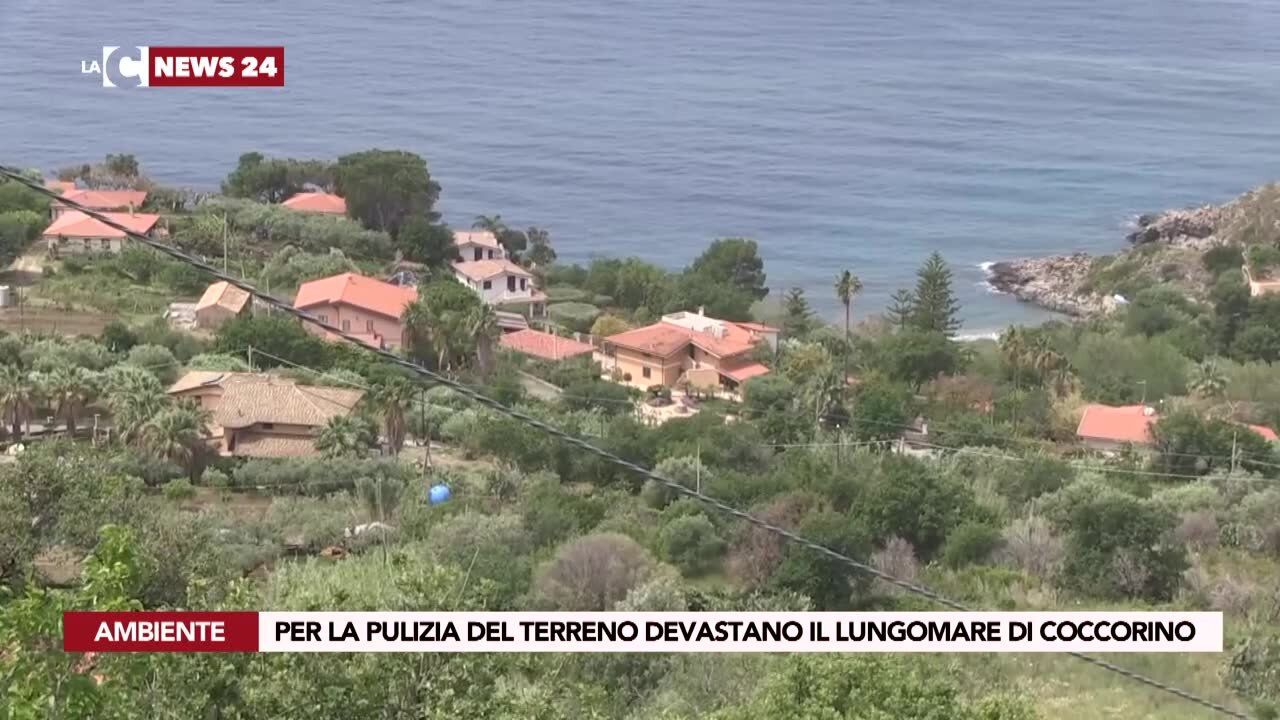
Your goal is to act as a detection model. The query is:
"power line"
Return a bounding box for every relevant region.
[0,165,1251,719]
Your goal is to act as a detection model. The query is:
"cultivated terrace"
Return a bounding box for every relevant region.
[1,154,1279,719]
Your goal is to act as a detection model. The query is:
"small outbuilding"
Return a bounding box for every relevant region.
[194,281,251,330]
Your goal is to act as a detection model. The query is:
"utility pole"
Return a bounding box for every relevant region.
[695,442,701,494]
[1231,431,1239,474]
[222,214,229,273]
[1139,380,1148,406]
[247,346,254,371]
[420,388,431,475]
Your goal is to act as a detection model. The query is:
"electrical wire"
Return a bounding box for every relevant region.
[0,165,1251,720]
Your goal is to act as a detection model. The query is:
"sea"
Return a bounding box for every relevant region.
[3,0,1280,335]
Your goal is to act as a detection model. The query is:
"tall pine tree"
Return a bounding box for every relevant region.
[782,287,815,338]
[909,252,961,336]
[886,289,915,331]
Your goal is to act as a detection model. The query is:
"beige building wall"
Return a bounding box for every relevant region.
[46,235,124,255]
[602,348,684,389]
[195,304,242,330]
[225,422,315,455]
[302,301,408,349]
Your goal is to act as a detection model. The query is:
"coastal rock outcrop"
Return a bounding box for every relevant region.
[1126,203,1230,246]
[986,254,1116,317]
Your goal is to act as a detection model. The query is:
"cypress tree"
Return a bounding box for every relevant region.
[782,287,815,338]
[886,289,915,331]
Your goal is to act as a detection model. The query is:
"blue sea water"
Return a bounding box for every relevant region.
[3,0,1280,332]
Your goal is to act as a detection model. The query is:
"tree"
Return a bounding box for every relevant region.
[0,210,45,261]
[473,214,529,260]
[315,414,377,458]
[1191,360,1227,399]
[834,270,863,385]
[397,215,458,268]
[335,149,440,237]
[879,330,963,390]
[1234,324,1280,364]
[909,252,961,336]
[1059,495,1188,602]
[125,343,180,385]
[214,314,333,370]
[368,378,414,456]
[468,304,501,377]
[142,403,208,481]
[849,372,913,442]
[38,365,98,434]
[222,152,336,203]
[590,315,630,337]
[0,365,35,439]
[769,509,871,609]
[103,365,168,445]
[659,515,726,575]
[781,287,815,338]
[525,226,556,266]
[689,238,769,300]
[533,533,660,610]
[403,279,484,370]
[886,289,915,331]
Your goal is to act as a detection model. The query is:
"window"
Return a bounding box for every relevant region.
[487,250,495,259]
[642,367,651,379]
[483,280,492,290]
[342,320,350,332]
[261,423,275,430]
[101,238,111,250]
[519,278,527,290]
[366,320,374,333]
[507,276,517,292]
[474,248,483,261]
[318,314,328,323]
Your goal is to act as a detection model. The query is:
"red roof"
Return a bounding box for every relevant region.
[62,188,147,209]
[294,272,417,320]
[42,210,159,239]
[1245,424,1278,442]
[499,329,594,361]
[1076,404,1157,445]
[282,191,347,214]
[605,316,762,359]
[721,362,771,382]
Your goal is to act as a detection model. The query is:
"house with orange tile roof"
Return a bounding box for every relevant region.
[596,309,776,396]
[452,257,548,316]
[41,210,159,256]
[293,272,418,350]
[49,188,148,219]
[168,371,364,458]
[1076,403,1278,452]
[499,329,594,361]
[282,191,347,215]
[194,281,252,330]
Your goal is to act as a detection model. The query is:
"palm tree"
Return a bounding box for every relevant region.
[467,304,501,377]
[315,415,375,458]
[103,366,168,444]
[368,378,414,456]
[472,214,507,235]
[834,270,863,386]
[39,365,98,435]
[0,365,35,440]
[142,403,208,481]
[998,326,1028,375]
[1191,360,1227,399]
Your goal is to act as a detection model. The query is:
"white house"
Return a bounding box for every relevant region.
[452,259,547,316]
[454,230,506,262]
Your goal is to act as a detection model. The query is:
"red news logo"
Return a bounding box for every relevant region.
[83,46,284,88]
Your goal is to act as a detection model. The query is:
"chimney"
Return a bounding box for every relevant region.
[697,306,705,316]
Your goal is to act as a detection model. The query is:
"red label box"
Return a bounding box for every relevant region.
[149,46,284,87]
[63,611,259,652]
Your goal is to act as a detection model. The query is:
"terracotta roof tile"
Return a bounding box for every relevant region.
[1245,423,1278,442]
[453,259,532,280]
[722,362,771,382]
[500,329,594,361]
[294,272,417,320]
[168,372,363,428]
[62,189,147,209]
[1076,404,1157,444]
[453,230,502,249]
[282,191,346,214]
[42,210,159,239]
[605,315,762,359]
[194,281,251,314]
[230,434,323,458]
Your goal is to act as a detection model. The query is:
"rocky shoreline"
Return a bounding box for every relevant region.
[984,190,1253,317]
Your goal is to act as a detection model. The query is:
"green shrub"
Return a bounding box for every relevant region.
[548,302,602,332]
[1202,244,1245,276]
[941,522,1002,570]
[162,478,196,501]
[545,286,591,303]
[659,515,725,575]
[1058,495,1187,602]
